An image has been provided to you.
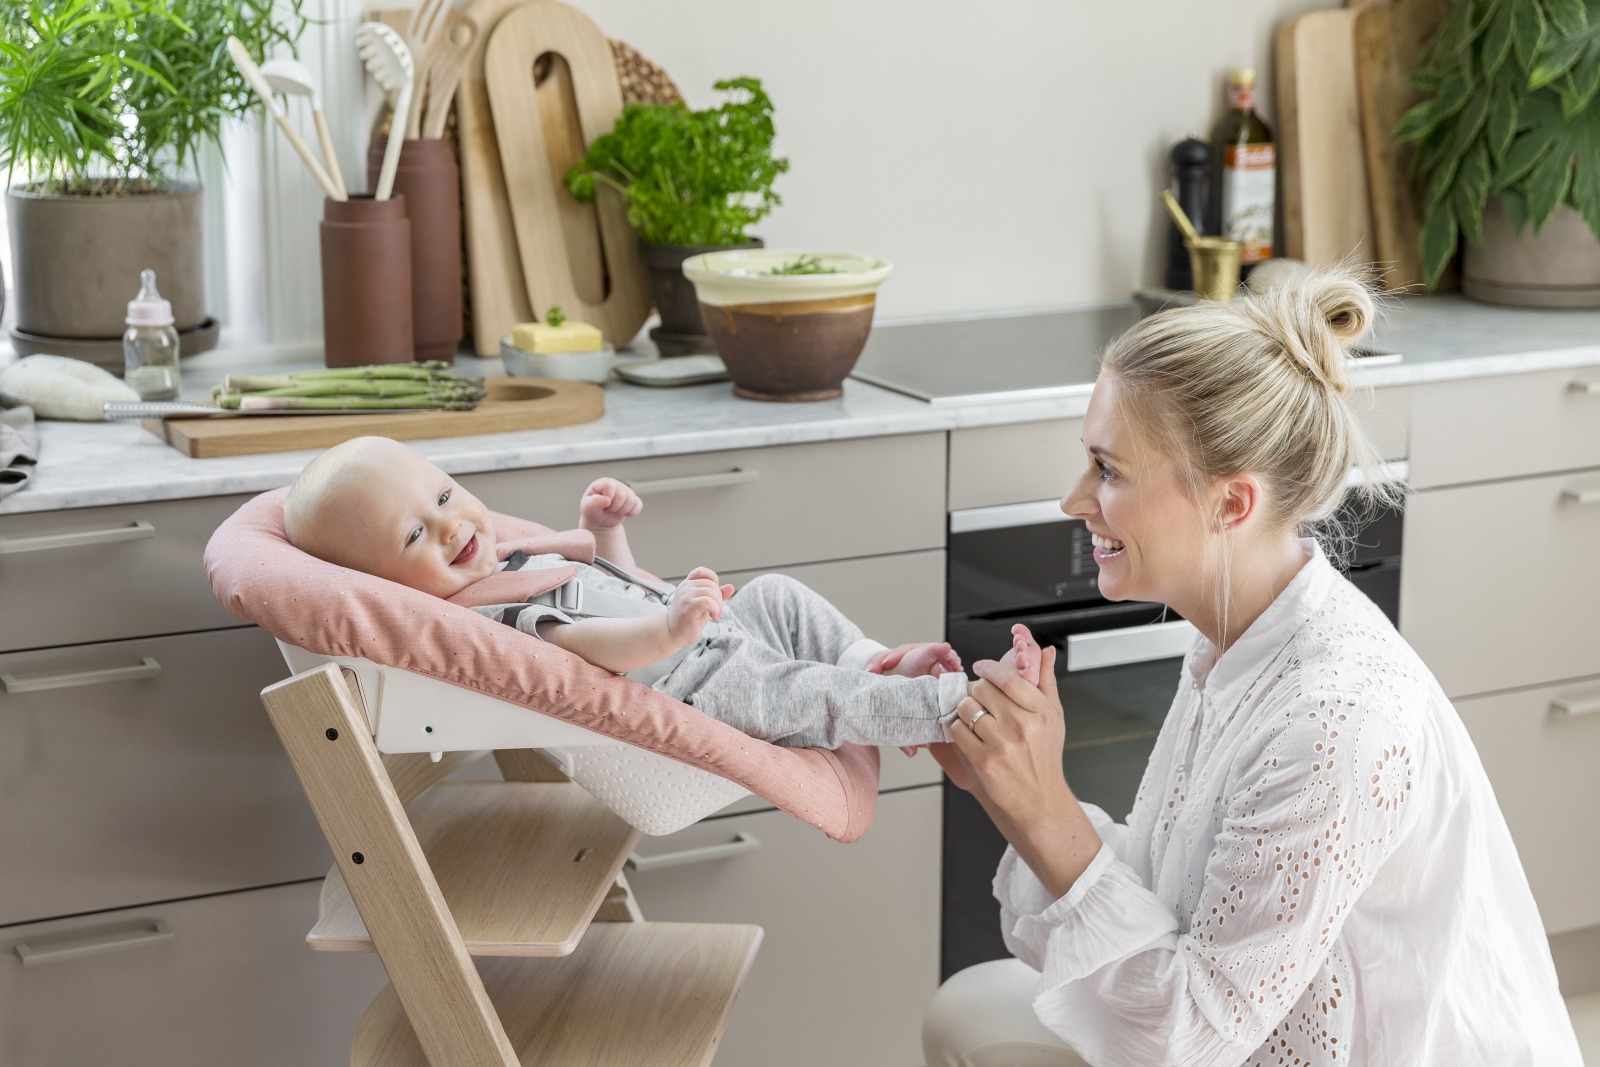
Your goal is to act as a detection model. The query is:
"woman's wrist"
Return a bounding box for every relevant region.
[1003,784,1101,900]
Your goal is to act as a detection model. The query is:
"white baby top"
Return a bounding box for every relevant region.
[995,540,1581,1067]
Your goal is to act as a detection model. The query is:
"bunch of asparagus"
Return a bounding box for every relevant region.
[211,362,487,411]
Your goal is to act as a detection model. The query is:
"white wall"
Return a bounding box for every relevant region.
[570,0,1338,321]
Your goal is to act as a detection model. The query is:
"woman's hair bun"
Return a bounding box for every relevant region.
[1253,265,1376,395]
[1310,269,1374,349]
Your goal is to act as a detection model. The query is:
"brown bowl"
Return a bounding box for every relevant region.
[697,295,877,402]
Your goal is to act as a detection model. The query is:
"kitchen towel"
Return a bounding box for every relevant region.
[0,405,39,498]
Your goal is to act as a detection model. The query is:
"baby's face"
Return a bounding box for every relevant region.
[325,447,499,598]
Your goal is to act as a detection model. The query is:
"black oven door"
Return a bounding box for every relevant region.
[942,600,1190,979]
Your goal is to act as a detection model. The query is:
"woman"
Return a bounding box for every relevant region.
[921,269,1582,1067]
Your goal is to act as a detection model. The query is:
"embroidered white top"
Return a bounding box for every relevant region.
[994,541,1582,1067]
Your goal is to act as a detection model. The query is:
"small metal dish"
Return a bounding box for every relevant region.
[500,336,616,384]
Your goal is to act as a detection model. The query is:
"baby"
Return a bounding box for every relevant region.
[284,436,1038,750]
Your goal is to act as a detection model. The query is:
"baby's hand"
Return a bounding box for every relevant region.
[667,566,735,646]
[580,477,642,530]
[998,624,1043,687]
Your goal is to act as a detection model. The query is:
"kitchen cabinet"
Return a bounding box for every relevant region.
[0,433,947,1066]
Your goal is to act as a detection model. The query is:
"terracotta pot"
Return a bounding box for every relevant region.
[320,195,414,367]
[683,249,893,402]
[6,182,207,339]
[1463,199,1600,308]
[641,238,762,356]
[366,138,463,361]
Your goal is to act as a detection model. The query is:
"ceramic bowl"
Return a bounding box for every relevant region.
[500,336,616,384]
[681,250,892,402]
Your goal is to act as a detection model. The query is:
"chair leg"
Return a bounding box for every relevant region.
[595,872,646,923]
[261,663,518,1067]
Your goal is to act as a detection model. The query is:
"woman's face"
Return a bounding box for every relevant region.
[1062,373,1212,610]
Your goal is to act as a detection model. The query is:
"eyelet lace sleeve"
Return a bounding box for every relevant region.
[996,688,1415,1067]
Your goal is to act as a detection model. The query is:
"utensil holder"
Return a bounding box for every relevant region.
[1186,237,1242,302]
[320,195,414,367]
[367,137,463,361]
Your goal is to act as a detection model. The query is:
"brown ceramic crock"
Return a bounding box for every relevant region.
[366,138,463,360]
[319,195,414,367]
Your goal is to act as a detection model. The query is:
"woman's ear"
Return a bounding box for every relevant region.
[1216,473,1265,531]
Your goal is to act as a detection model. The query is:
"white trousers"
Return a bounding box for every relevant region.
[922,959,1090,1067]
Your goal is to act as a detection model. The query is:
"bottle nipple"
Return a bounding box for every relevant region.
[126,268,175,327]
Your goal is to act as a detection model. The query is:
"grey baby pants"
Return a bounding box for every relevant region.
[651,573,967,749]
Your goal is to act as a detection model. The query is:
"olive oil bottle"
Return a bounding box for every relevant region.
[1209,67,1276,275]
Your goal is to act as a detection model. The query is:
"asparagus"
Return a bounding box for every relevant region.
[210,362,486,412]
[226,395,479,411]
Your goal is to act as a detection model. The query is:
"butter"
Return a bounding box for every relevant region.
[511,319,604,354]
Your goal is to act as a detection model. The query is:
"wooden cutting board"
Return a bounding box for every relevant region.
[144,378,604,458]
[1353,0,1455,291]
[1276,7,1374,270]
[485,1,651,348]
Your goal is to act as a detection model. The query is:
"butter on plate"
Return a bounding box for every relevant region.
[511,316,603,355]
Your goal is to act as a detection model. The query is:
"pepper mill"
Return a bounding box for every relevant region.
[1166,135,1211,292]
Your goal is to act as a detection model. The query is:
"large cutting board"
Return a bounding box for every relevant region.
[1276,7,1374,269]
[145,378,603,458]
[1353,0,1454,291]
[485,2,651,348]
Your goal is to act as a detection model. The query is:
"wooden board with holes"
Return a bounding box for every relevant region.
[485,1,651,350]
[144,378,603,458]
[1353,0,1455,291]
[1276,7,1374,270]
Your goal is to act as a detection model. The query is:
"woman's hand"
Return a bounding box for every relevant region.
[952,646,1075,828]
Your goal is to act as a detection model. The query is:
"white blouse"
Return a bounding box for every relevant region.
[995,541,1582,1067]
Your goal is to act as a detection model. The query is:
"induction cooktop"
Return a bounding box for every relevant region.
[850,305,1139,407]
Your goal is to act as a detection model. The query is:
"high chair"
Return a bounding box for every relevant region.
[261,659,762,1066]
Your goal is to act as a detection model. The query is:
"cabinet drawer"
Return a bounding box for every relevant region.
[1410,367,1600,488]
[1401,469,1600,697]
[0,493,253,653]
[949,419,1085,511]
[460,434,945,577]
[626,786,940,1067]
[0,627,330,925]
[1455,678,1600,933]
[0,879,388,1067]
[707,551,947,807]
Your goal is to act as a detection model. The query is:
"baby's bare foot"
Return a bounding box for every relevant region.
[999,624,1043,686]
[885,641,963,678]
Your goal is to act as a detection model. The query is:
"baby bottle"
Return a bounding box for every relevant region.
[123,268,181,401]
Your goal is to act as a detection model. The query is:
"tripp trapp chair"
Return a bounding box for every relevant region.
[205,489,886,1065]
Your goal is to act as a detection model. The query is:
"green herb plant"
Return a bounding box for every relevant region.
[765,254,842,276]
[1397,0,1600,285]
[0,0,307,195]
[545,306,566,327]
[564,76,789,247]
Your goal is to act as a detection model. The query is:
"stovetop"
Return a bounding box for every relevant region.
[851,305,1138,407]
[852,292,1402,406]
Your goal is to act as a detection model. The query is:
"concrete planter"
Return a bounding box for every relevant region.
[1463,198,1600,308]
[640,238,762,357]
[7,182,209,342]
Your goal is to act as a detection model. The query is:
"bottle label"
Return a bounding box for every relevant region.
[1227,82,1257,110]
[1221,144,1276,264]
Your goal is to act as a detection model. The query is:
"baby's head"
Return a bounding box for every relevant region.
[284,436,499,598]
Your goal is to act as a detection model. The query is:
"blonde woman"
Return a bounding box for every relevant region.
[921,270,1582,1066]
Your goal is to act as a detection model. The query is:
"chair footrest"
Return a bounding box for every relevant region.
[351,922,764,1067]
[309,780,639,956]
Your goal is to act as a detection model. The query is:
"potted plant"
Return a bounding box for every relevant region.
[0,0,306,360]
[564,75,789,356]
[1399,0,1600,304]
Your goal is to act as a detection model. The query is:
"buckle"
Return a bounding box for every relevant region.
[555,580,584,614]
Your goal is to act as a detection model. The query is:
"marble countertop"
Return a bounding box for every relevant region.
[5,293,1599,516]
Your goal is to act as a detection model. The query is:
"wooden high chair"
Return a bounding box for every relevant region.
[261,662,762,1066]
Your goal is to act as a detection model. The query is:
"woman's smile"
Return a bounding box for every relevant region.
[1090,532,1125,562]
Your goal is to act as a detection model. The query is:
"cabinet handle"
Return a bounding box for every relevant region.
[1066,620,1198,672]
[1560,486,1600,506]
[1,656,161,694]
[0,520,155,555]
[624,469,759,495]
[1567,380,1600,396]
[1551,693,1600,717]
[625,832,761,872]
[15,920,174,968]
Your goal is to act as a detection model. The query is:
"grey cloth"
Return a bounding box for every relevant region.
[477,562,962,749]
[0,405,39,499]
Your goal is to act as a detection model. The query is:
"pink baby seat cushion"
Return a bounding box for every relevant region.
[205,488,882,841]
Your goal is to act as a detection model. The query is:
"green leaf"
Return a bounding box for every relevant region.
[1494,125,1556,190]
[1545,0,1588,37]
[1501,187,1531,230]
[1454,141,1493,245]
[1482,2,1517,77]
[1486,91,1520,162]
[1394,70,1472,142]
[1420,200,1461,287]
[1513,0,1549,71]
[1572,143,1600,239]
[1531,26,1596,88]
[1525,140,1575,228]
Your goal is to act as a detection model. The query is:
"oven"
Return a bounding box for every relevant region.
[939,486,1404,979]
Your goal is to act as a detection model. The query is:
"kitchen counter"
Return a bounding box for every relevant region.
[6,293,1600,515]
